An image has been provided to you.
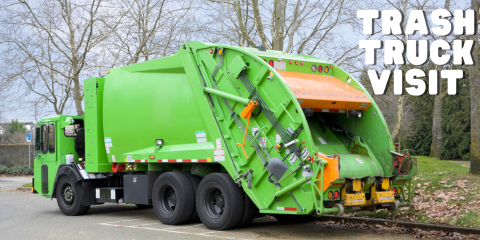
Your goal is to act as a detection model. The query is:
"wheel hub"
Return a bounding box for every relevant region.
[214,195,224,208]
[63,186,73,202]
[160,186,177,214]
[168,192,177,205]
[206,188,224,218]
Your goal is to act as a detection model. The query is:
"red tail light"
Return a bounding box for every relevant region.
[269,60,274,67]
[295,61,298,65]
[210,49,213,54]
[289,60,293,64]
[301,61,304,66]
[330,65,333,69]
[393,187,397,195]
[334,191,339,199]
[318,65,323,72]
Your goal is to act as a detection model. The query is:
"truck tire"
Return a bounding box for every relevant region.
[181,172,202,223]
[56,175,90,216]
[236,191,259,228]
[196,173,244,230]
[152,172,195,225]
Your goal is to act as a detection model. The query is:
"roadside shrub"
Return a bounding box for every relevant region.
[2,165,34,176]
[21,165,34,175]
[0,165,7,174]
[6,166,22,176]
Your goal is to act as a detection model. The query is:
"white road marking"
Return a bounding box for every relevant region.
[99,218,153,224]
[133,223,160,227]
[164,223,204,230]
[98,219,249,240]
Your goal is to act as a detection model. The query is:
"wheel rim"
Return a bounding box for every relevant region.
[205,187,224,218]
[160,186,177,214]
[61,183,74,207]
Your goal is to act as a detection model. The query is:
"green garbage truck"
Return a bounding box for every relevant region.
[32,41,416,230]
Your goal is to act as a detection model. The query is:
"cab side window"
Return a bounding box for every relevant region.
[41,124,48,154]
[48,124,55,153]
[35,127,40,150]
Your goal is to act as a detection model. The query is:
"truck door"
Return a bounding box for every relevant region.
[34,122,57,196]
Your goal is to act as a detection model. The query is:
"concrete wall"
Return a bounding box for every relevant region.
[0,144,36,166]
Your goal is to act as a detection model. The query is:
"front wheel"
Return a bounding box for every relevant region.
[56,175,90,216]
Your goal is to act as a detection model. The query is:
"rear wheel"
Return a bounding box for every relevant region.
[236,191,258,228]
[181,172,202,223]
[152,172,194,225]
[196,173,244,230]
[56,175,90,216]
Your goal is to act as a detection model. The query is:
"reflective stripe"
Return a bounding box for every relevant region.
[276,207,297,211]
[156,159,210,163]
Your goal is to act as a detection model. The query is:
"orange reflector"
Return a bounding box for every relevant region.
[149,155,155,159]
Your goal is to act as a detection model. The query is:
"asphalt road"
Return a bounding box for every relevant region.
[0,176,32,190]
[0,188,416,240]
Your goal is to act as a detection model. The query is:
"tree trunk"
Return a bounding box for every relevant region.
[72,74,84,116]
[391,95,404,144]
[430,90,443,159]
[273,0,285,51]
[470,0,480,174]
[390,0,409,145]
[430,0,450,160]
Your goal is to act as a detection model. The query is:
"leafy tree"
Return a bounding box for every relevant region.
[6,119,26,134]
[441,78,471,160]
[401,92,434,156]
[1,119,26,144]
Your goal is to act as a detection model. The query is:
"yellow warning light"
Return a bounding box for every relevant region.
[218,48,223,55]
[398,187,402,194]
[328,191,333,199]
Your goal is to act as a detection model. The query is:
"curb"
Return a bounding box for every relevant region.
[16,187,31,191]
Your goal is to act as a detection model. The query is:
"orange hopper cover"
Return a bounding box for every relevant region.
[277,71,371,111]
